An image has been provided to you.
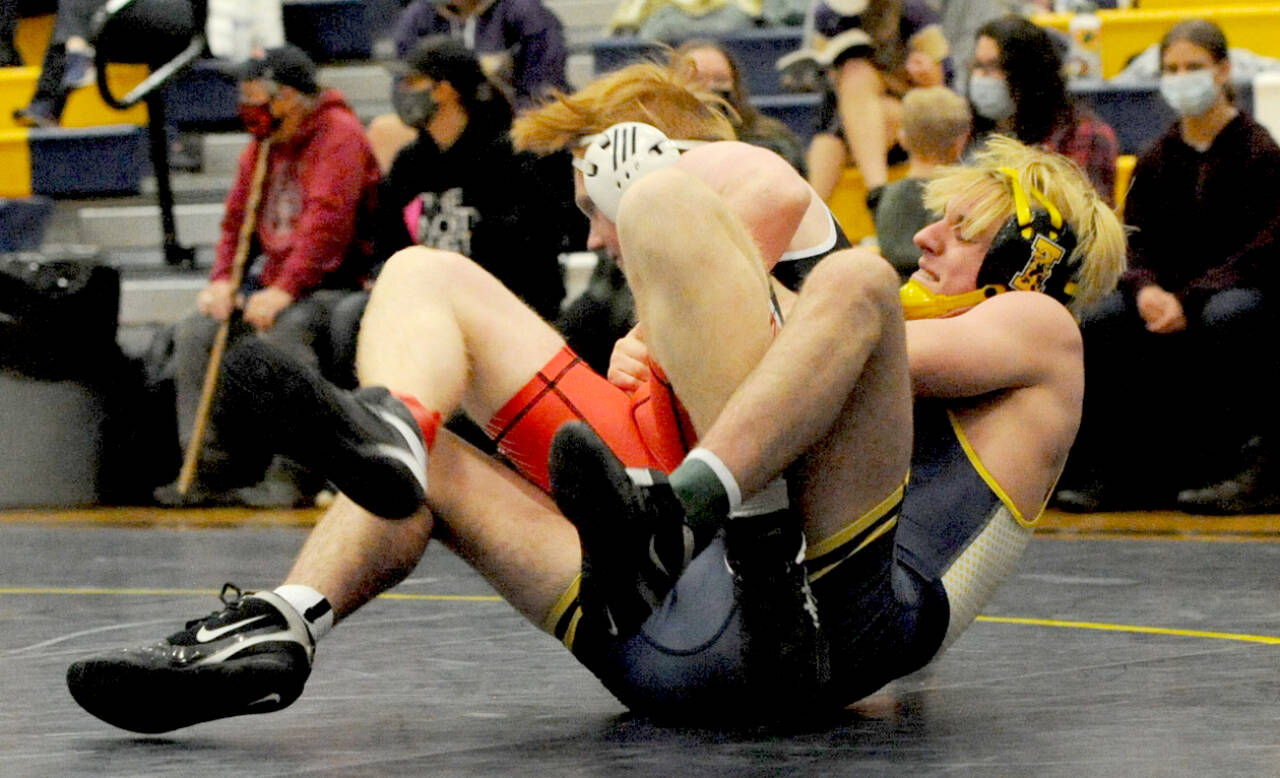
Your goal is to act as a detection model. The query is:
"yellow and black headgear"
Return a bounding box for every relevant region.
[976,167,1078,304]
[900,166,1078,319]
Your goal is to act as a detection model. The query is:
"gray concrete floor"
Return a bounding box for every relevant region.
[2,518,1278,776]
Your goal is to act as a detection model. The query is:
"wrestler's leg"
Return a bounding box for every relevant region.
[703,248,912,541]
[283,430,579,627]
[355,246,567,426]
[615,166,779,435]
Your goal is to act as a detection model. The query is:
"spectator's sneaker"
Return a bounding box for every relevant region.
[12,103,57,128]
[61,49,96,90]
[548,422,695,639]
[217,338,428,519]
[66,584,314,733]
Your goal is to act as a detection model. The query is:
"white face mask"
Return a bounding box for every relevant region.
[1159,70,1220,118]
[968,74,1015,121]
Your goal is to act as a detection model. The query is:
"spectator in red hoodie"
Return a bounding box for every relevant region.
[157,44,381,508]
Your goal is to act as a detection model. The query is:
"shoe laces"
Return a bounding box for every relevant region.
[183,582,249,629]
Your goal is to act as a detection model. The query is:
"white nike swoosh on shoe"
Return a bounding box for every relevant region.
[250,693,282,707]
[196,631,309,666]
[196,615,269,643]
[371,406,428,493]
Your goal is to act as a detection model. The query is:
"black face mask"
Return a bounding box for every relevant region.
[393,87,440,129]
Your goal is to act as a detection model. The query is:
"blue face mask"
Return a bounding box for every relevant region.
[968,74,1015,121]
[1159,70,1219,118]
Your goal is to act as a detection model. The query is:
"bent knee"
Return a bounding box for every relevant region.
[377,246,476,284]
[807,248,901,307]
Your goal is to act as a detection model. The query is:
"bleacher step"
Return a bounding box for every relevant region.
[79,203,224,249]
[119,275,203,326]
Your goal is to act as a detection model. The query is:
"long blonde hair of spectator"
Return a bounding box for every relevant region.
[923,135,1127,313]
[511,59,736,154]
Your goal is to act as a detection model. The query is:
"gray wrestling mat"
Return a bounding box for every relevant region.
[1,511,1278,776]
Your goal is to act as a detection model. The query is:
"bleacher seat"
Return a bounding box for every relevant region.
[1115,154,1135,214]
[0,196,53,251]
[1033,6,1280,80]
[283,0,373,63]
[165,60,240,130]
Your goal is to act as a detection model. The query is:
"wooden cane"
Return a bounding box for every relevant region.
[176,139,273,496]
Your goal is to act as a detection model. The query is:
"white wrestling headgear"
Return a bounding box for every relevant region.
[572,122,703,222]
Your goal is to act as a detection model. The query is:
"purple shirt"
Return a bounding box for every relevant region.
[394,0,569,107]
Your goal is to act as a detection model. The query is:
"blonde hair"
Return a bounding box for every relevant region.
[923,135,1126,312]
[901,87,970,161]
[510,58,736,154]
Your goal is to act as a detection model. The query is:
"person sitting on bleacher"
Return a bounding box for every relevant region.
[779,0,949,202]
[966,14,1116,206]
[677,38,806,174]
[156,44,381,508]
[11,0,104,127]
[324,35,579,433]
[376,35,571,324]
[1056,19,1280,514]
[871,85,970,280]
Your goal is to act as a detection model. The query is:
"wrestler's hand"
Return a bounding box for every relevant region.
[608,326,650,392]
[243,286,295,332]
[1136,285,1186,334]
[196,279,237,321]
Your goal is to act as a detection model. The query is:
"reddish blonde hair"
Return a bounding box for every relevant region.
[511,58,736,154]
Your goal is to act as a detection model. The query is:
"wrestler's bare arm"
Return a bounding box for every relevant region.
[907,292,1084,515]
[906,292,1082,399]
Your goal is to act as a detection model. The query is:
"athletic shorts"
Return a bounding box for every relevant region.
[483,347,696,493]
[549,480,947,720]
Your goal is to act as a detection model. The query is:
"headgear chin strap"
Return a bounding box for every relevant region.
[572,122,703,222]
[900,166,1079,320]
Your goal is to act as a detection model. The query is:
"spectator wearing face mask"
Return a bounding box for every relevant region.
[374,35,573,323]
[157,45,380,508]
[967,14,1116,204]
[1056,19,1280,514]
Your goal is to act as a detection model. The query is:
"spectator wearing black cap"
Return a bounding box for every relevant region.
[374,35,573,320]
[158,44,382,508]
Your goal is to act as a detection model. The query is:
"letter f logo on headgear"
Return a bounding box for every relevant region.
[572,122,703,222]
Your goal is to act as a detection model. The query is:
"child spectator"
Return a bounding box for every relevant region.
[871,85,970,278]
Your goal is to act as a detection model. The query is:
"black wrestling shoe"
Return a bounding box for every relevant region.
[548,422,694,638]
[725,513,829,710]
[66,584,314,734]
[217,338,427,519]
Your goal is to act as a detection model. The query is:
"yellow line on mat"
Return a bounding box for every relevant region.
[976,615,1280,645]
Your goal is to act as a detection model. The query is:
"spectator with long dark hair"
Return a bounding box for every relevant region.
[968,14,1116,204]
